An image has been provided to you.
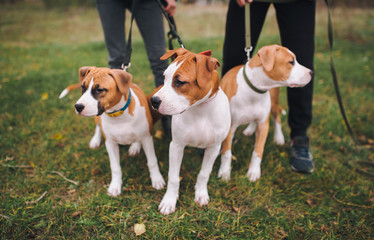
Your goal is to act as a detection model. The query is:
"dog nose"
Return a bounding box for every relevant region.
[150,96,162,110]
[75,103,85,113]
[309,70,314,77]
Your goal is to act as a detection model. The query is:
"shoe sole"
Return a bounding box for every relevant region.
[291,165,314,174]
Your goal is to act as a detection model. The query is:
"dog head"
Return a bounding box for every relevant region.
[150,48,220,115]
[248,45,313,89]
[74,66,132,117]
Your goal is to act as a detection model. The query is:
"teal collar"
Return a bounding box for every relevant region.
[243,65,267,94]
[106,88,132,117]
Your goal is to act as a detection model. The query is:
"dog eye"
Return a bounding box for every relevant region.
[174,79,187,88]
[96,88,107,93]
[95,85,107,94]
[81,84,87,93]
[289,60,295,65]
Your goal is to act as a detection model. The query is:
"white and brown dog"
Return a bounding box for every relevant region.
[150,49,231,215]
[218,44,313,182]
[62,67,165,196]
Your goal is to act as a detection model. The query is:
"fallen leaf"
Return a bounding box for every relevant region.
[232,206,239,213]
[68,189,76,194]
[306,198,316,206]
[134,223,146,236]
[41,93,48,101]
[71,211,82,217]
[154,130,163,139]
[54,134,63,140]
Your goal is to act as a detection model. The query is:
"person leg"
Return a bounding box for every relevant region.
[274,0,316,173]
[96,0,127,69]
[133,0,168,87]
[222,0,270,76]
[274,0,316,139]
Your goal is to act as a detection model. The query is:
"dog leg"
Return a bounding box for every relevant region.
[247,118,269,182]
[159,141,185,215]
[105,140,122,197]
[128,142,141,156]
[89,116,102,149]
[195,144,221,206]
[242,122,257,136]
[218,125,237,180]
[273,118,285,145]
[89,124,102,149]
[140,136,165,190]
[270,87,285,145]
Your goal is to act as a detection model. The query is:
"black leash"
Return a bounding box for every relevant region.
[121,0,137,70]
[325,0,357,143]
[156,0,185,49]
[122,0,184,69]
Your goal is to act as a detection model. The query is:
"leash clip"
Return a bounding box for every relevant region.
[244,46,253,61]
[121,62,131,71]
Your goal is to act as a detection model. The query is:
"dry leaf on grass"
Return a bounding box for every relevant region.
[134,223,146,236]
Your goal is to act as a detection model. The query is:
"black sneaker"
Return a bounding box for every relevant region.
[290,136,314,173]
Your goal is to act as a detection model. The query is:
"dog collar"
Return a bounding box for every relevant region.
[243,65,267,94]
[105,88,132,117]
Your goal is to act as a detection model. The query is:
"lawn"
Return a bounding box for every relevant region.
[0,1,373,239]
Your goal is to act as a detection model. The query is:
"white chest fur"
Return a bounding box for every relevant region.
[101,91,149,145]
[172,88,231,148]
[230,67,271,126]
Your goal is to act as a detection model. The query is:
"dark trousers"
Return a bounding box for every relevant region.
[96,0,168,87]
[222,0,316,138]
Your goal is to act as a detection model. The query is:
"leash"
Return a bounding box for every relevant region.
[325,0,357,144]
[122,0,184,69]
[244,2,252,61]
[121,0,138,70]
[156,0,185,49]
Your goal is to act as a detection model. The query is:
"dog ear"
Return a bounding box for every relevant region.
[79,66,95,83]
[160,48,189,60]
[109,69,133,95]
[258,45,278,72]
[196,55,220,88]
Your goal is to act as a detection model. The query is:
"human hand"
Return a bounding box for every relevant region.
[236,0,253,7]
[163,0,177,17]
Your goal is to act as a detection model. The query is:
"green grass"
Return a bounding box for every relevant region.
[1,2,374,239]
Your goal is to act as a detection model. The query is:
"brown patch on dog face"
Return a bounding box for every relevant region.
[79,67,132,114]
[249,45,295,81]
[164,48,220,105]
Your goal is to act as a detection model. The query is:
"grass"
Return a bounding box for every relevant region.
[1,1,374,239]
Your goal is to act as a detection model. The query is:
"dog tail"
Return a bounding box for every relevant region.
[59,83,80,99]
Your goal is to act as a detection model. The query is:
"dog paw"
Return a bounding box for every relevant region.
[242,123,256,136]
[246,166,261,182]
[218,168,231,181]
[151,174,165,190]
[107,182,122,197]
[194,189,210,206]
[128,142,141,156]
[159,193,178,215]
[89,136,101,149]
[273,133,285,145]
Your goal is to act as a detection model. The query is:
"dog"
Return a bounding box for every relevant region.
[61,66,165,196]
[150,48,231,215]
[218,44,313,182]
